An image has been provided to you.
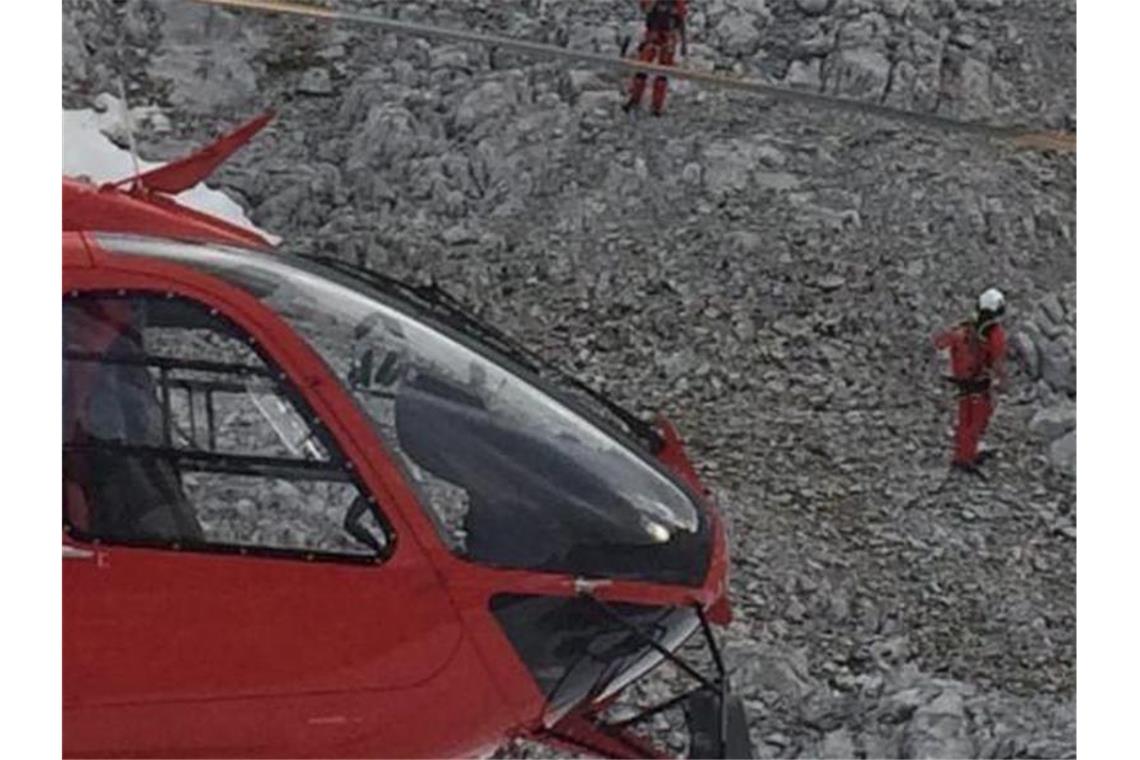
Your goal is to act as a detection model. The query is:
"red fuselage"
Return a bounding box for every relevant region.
[62,174,730,758]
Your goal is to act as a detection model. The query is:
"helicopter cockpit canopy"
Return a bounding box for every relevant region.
[99,235,712,585]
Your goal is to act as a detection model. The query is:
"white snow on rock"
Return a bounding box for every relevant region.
[63,95,277,245]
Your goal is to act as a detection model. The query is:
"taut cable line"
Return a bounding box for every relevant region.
[189,0,1074,152]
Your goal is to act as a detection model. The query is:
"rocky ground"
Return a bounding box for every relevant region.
[64,0,1075,756]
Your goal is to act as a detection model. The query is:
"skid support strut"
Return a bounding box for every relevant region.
[538,596,753,758]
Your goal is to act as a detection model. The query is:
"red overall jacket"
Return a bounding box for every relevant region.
[934,320,1007,393]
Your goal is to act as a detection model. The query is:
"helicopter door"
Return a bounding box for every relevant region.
[62,291,466,756]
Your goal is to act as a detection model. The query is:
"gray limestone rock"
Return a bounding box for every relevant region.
[796,0,834,15]
[62,0,1076,754]
[1011,330,1040,379]
[820,727,856,759]
[901,688,976,759]
[785,59,824,89]
[455,79,521,132]
[716,13,764,58]
[729,643,815,702]
[298,68,334,96]
[825,47,893,100]
[1029,402,1076,441]
[958,57,995,119]
[149,4,262,114]
[63,15,89,83]
[1049,431,1076,477]
[1039,334,1076,397]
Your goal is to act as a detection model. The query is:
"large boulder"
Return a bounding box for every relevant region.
[1038,331,1076,397]
[1029,402,1076,442]
[716,13,764,57]
[454,79,522,132]
[346,104,423,173]
[1031,283,1077,397]
[149,3,262,114]
[826,47,893,100]
[701,136,797,199]
[901,688,977,759]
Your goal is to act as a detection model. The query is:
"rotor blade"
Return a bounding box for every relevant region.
[119,110,275,193]
[190,0,1072,149]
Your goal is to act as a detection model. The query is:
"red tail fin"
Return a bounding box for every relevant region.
[117,111,274,194]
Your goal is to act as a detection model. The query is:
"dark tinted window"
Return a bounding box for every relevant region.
[62,294,388,560]
[491,594,699,725]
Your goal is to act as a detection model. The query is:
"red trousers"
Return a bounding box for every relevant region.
[954,391,993,465]
[628,30,677,112]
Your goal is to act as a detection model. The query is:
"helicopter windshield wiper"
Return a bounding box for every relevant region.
[305,256,662,451]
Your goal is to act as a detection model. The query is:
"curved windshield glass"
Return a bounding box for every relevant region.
[100,235,710,584]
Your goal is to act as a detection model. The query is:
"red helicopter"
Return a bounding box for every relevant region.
[62,112,751,758]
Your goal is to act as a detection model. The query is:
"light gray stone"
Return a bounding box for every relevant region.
[1039,335,1076,396]
[827,47,893,99]
[959,57,994,118]
[818,274,847,292]
[430,45,470,70]
[716,13,763,58]
[567,69,605,94]
[1039,292,1066,325]
[902,688,976,759]
[455,80,520,131]
[729,644,815,702]
[1049,431,1076,476]
[298,68,334,95]
[150,4,262,114]
[346,104,420,173]
[1029,402,1076,441]
[820,727,856,759]
[63,15,89,82]
[797,0,834,14]
[681,162,703,185]
[786,59,824,89]
[879,0,912,19]
[1011,330,1040,379]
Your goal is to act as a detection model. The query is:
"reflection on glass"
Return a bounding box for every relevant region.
[101,236,710,584]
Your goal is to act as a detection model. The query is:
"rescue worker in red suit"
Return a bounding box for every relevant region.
[933,288,1008,474]
[623,0,688,116]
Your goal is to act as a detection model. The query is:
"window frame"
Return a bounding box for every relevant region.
[63,289,396,565]
[87,237,712,585]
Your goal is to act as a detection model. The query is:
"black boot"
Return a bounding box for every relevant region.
[975,448,998,464]
[951,460,987,480]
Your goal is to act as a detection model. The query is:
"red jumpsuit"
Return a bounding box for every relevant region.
[933,320,1007,466]
[626,0,688,114]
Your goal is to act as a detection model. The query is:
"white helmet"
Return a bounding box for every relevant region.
[978,287,1006,315]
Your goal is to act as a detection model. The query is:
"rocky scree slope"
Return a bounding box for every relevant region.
[64,0,1075,756]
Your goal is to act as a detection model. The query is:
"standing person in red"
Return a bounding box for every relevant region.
[623,0,689,116]
[933,288,1008,475]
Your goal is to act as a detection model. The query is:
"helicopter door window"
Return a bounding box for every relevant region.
[63,293,390,561]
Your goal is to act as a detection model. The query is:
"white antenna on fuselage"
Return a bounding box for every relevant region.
[103,0,144,191]
[115,77,144,191]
